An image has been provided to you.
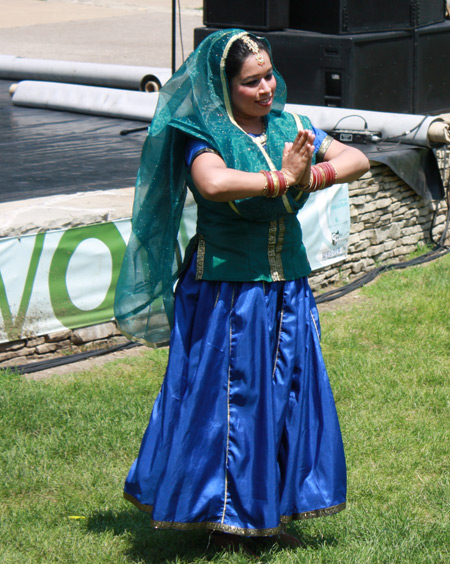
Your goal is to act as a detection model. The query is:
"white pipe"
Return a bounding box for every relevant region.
[0,55,172,92]
[285,103,450,147]
[9,80,450,146]
[10,81,157,122]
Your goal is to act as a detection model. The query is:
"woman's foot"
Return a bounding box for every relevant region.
[209,531,259,557]
[276,531,304,548]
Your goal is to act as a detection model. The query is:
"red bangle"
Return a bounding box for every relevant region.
[307,162,338,192]
[317,162,337,188]
[260,169,291,197]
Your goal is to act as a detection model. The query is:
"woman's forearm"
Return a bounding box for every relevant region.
[191,158,267,201]
[324,144,370,183]
[191,140,370,202]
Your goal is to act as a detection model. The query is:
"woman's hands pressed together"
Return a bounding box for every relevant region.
[190,127,370,202]
[281,130,315,188]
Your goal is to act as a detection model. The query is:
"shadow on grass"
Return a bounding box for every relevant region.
[87,509,211,563]
[87,509,339,562]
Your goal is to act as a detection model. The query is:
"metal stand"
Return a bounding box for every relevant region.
[172,0,176,75]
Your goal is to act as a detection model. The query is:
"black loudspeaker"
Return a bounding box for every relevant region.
[414,21,450,114]
[194,28,414,113]
[203,0,289,31]
[289,0,446,34]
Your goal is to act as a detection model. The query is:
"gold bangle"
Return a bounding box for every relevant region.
[318,167,326,190]
[298,172,312,192]
[271,171,280,198]
[260,171,269,197]
[280,170,291,188]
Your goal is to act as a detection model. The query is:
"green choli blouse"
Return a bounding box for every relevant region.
[186,114,333,283]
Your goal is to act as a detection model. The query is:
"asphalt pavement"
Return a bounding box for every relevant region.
[0,0,203,67]
[0,1,203,212]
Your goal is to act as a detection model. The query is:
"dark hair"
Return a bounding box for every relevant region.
[225,35,270,81]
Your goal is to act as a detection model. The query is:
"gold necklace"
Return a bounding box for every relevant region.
[247,118,267,145]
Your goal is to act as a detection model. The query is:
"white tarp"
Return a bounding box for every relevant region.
[10,81,158,122]
[10,80,450,147]
[285,103,450,148]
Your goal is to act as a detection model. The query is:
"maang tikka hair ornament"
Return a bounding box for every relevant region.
[241,35,265,66]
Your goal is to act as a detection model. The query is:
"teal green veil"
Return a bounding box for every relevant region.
[114,29,310,345]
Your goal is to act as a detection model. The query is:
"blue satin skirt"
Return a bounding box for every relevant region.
[124,257,346,536]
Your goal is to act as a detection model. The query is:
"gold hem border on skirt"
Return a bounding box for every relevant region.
[123,492,346,537]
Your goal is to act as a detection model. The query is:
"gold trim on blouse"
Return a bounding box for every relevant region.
[316,134,334,162]
[195,235,206,280]
[190,147,221,163]
[268,220,285,281]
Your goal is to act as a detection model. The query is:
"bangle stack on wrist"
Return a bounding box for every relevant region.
[260,162,337,197]
[300,162,338,192]
[259,170,288,198]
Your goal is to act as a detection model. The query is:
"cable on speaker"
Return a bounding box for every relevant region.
[331,114,369,131]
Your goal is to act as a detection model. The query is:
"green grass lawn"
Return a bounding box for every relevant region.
[1,254,449,563]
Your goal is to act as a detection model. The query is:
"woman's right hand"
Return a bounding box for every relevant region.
[281,130,315,186]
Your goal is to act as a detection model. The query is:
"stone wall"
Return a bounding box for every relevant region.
[0,322,130,369]
[1,149,449,369]
[309,149,450,291]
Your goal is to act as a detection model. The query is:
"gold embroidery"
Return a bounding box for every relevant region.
[227,200,240,214]
[275,217,285,279]
[195,235,206,280]
[272,307,284,379]
[294,186,306,201]
[268,219,285,281]
[281,193,293,213]
[310,309,321,342]
[221,35,247,218]
[124,492,153,513]
[214,286,220,308]
[290,112,304,133]
[191,147,221,164]
[267,221,279,281]
[220,32,248,129]
[281,502,346,522]
[124,492,346,536]
[222,286,235,524]
[316,135,334,162]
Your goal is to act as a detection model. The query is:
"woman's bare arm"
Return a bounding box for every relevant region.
[190,133,370,202]
[323,139,370,182]
[191,130,314,202]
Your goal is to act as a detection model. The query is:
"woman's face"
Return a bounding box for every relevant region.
[229,51,277,122]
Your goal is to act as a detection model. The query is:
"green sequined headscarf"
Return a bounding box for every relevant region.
[114,29,310,345]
